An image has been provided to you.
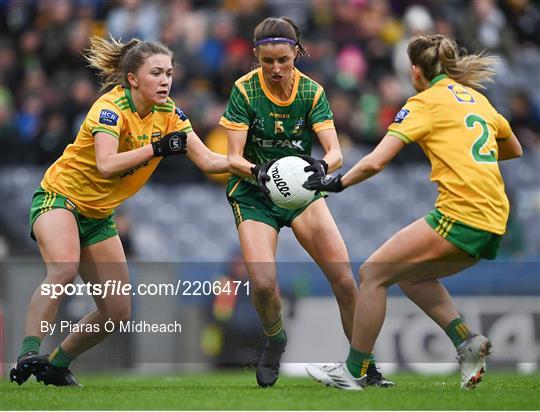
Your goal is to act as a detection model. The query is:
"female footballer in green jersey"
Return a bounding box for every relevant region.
[10,37,228,387]
[305,34,522,390]
[220,17,392,388]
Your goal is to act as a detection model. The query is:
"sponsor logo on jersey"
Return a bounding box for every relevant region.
[253,137,305,151]
[175,107,187,120]
[99,109,119,126]
[269,112,290,119]
[292,118,305,136]
[394,108,410,123]
[448,84,475,103]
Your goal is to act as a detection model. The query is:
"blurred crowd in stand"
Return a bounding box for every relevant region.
[1,0,539,182]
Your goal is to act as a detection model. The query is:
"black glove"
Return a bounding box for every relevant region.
[303,173,345,192]
[300,155,328,179]
[251,159,276,195]
[151,131,187,157]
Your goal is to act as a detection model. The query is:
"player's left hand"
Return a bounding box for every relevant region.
[303,173,344,192]
[300,155,328,180]
[152,131,187,157]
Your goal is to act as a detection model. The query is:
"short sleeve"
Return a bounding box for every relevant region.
[495,112,512,140]
[171,106,193,134]
[309,88,335,133]
[219,85,251,131]
[387,97,431,144]
[87,101,124,140]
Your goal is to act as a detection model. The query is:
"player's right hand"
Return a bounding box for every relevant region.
[152,131,187,157]
[251,159,276,195]
[303,173,345,192]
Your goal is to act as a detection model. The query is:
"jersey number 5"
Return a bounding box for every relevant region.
[466,114,497,163]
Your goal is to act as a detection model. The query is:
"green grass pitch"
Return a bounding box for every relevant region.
[1,371,539,410]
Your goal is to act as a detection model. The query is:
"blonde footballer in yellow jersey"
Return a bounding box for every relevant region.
[11,37,227,387]
[305,34,522,390]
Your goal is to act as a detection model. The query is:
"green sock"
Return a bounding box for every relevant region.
[20,336,41,356]
[368,352,376,366]
[345,346,371,378]
[49,345,74,368]
[445,317,471,348]
[263,316,286,342]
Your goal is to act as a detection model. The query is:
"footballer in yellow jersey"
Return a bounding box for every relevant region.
[41,86,192,219]
[386,74,512,235]
[12,37,228,388]
[304,34,522,392]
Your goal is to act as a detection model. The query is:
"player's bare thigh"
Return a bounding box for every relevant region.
[80,236,130,319]
[33,209,80,282]
[361,217,477,287]
[291,197,349,263]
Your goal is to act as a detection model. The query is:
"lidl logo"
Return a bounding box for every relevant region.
[448,84,475,104]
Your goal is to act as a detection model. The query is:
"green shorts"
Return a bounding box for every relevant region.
[425,209,502,260]
[30,186,118,248]
[226,177,324,232]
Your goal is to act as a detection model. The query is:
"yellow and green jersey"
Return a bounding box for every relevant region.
[42,86,193,219]
[388,74,513,234]
[219,67,334,166]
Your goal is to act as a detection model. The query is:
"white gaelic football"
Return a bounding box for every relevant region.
[266,156,316,210]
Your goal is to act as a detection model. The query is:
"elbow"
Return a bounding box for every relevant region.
[515,146,523,159]
[365,160,385,174]
[334,152,343,170]
[97,163,114,179]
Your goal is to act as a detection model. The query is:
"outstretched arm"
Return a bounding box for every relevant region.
[304,134,405,192]
[185,131,228,173]
[341,134,405,187]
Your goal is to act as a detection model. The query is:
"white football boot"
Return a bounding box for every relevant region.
[457,333,492,389]
[306,362,367,390]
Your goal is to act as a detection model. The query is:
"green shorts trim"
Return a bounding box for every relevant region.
[30,186,118,248]
[425,209,502,260]
[226,177,324,232]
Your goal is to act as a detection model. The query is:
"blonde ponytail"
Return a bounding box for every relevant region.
[84,36,173,91]
[408,34,498,90]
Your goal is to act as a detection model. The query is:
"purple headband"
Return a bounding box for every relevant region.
[254,37,297,47]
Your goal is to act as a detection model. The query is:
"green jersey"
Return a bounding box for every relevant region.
[219,68,335,166]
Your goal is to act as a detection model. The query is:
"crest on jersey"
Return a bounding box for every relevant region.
[175,107,187,120]
[99,109,119,126]
[292,118,305,136]
[394,108,410,123]
[448,84,475,104]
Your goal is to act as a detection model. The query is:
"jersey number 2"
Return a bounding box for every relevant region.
[466,114,496,163]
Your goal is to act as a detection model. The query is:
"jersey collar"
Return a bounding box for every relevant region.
[429,73,449,87]
[124,88,137,112]
[257,67,301,107]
